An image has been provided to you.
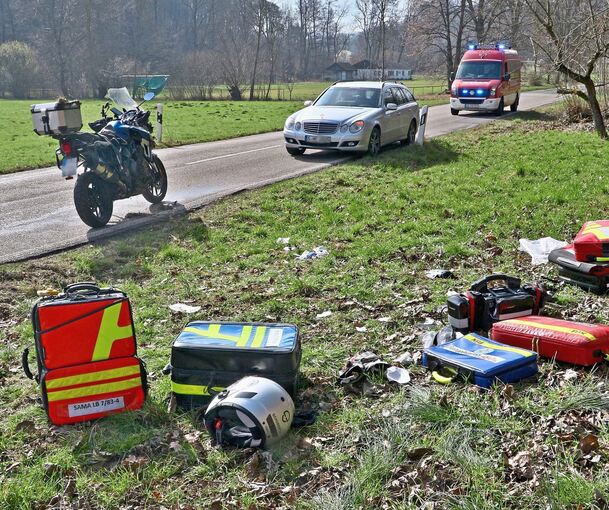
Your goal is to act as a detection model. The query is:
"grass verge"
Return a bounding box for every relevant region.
[2,109,609,509]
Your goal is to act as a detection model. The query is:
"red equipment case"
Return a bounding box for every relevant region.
[23,283,147,425]
[573,221,609,262]
[490,315,609,366]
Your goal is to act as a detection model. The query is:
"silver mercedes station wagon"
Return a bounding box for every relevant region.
[283,81,419,157]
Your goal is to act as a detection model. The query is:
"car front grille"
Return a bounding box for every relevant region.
[303,122,338,134]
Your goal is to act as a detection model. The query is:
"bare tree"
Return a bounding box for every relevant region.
[525,0,609,138]
[466,0,504,42]
[413,0,468,88]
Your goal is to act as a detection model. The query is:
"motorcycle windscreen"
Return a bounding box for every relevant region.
[106,87,138,110]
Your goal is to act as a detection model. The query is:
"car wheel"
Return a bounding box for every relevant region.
[401,120,417,146]
[368,127,381,156]
[494,98,505,116]
[286,147,306,156]
[451,108,460,116]
[510,94,519,112]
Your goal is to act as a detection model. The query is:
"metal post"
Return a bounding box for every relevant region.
[156,103,163,143]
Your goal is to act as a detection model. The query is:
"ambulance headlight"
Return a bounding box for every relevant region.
[451,85,457,95]
[490,88,497,97]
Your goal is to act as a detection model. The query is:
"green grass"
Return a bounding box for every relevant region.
[3,109,609,509]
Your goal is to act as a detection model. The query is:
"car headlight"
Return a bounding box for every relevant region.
[490,88,497,97]
[451,85,457,95]
[340,124,348,133]
[285,117,295,130]
[349,120,365,133]
[295,122,301,131]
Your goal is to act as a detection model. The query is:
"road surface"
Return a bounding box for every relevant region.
[0,89,558,264]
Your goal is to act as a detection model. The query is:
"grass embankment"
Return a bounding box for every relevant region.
[3,111,609,509]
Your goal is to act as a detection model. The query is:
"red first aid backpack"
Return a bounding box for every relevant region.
[573,221,609,262]
[23,283,147,425]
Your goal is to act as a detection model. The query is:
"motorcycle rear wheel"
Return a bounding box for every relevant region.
[142,154,168,204]
[73,171,114,228]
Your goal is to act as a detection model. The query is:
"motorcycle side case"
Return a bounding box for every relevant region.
[491,315,609,366]
[169,322,301,411]
[31,100,82,136]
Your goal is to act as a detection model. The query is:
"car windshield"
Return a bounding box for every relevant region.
[315,87,380,108]
[455,61,501,80]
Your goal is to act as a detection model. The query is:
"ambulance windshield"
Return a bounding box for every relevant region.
[455,61,502,80]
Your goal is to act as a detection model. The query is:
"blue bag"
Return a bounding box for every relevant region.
[422,333,538,388]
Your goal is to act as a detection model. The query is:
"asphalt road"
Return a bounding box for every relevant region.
[0,89,558,264]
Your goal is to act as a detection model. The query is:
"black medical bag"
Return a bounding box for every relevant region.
[447,274,546,334]
[168,322,301,411]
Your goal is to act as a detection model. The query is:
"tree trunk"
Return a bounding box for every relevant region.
[584,79,608,139]
[249,20,262,100]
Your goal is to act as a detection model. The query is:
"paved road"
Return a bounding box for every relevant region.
[0,89,558,264]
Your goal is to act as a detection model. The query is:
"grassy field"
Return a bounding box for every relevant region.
[2,108,609,509]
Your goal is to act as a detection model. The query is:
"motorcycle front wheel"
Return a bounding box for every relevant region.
[73,171,114,228]
[142,154,168,204]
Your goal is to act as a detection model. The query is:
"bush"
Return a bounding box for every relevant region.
[562,96,592,123]
[528,75,544,87]
[0,41,39,99]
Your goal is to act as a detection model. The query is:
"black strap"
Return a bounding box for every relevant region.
[64,282,102,294]
[22,348,34,380]
[470,274,521,293]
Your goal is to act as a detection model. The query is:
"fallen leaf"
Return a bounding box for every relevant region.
[580,434,600,455]
[122,454,147,470]
[15,420,36,433]
[407,447,433,461]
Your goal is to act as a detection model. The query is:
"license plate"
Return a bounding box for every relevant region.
[305,135,331,143]
[463,104,478,110]
[60,156,78,177]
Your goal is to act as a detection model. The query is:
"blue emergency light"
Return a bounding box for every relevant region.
[467,42,478,50]
[476,89,485,95]
[497,43,506,50]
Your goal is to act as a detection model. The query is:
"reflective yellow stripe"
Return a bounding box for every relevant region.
[465,334,535,357]
[171,382,225,396]
[581,222,609,240]
[504,319,597,341]
[47,377,141,402]
[183,325,253,347]
[46,365,141,389]
[251,327,267,348]
[596,257,609,262]
[91,302,133,361]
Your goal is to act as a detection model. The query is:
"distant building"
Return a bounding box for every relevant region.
[324,60,413,82]
[323,62,357,81]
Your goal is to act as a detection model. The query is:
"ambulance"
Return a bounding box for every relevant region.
[450,43,522,116]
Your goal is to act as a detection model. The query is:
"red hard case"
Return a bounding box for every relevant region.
[573,221,609,262]
[490,316,609,366]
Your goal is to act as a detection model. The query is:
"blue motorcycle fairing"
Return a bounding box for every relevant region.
[103,120,151,141]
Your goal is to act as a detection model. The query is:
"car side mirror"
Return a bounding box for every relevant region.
[304,100,313,107]
[385,102,398,111]
[504,73,511,81]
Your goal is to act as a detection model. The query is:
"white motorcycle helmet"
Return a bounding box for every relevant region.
[204,376,295,448]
